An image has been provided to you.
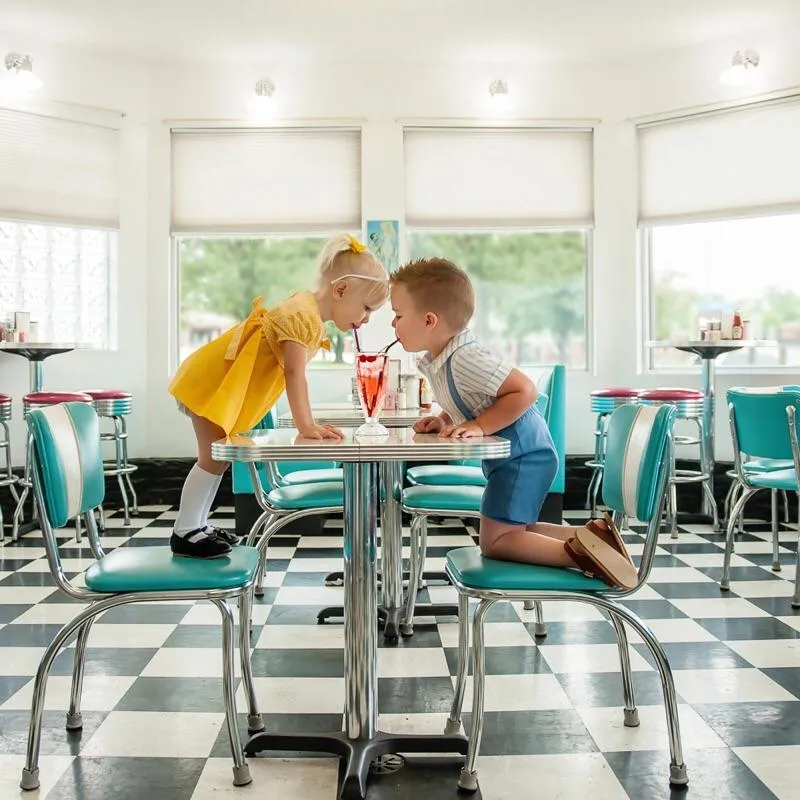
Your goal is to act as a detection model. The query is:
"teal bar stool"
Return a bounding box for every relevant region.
[585,387,640,516]
[444,403,687,793]
[19,402,262,791]
[722,387,800,608]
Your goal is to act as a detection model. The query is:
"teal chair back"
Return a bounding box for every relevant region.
[602,403,676,524]
[525,364,566,493]
[26,402,105,529]
[727,387,800,463]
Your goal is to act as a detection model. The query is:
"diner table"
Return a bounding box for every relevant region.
[212,427,509,799]
[647,339,775,524]
[0,342,96,392]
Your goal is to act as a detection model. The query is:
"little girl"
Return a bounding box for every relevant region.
[168,234,389,558]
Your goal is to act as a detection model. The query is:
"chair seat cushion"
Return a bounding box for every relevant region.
[82,389,133,400]
[406,465,487,487]
[590,387,640,398]
[267,482,343,509]
[84,545,260,593]
[24,392,93,404]
[639,388,703,401]
[402,484,483,512]
[743,458,795,473]
[747,469,799,491]
[446,546,607,592]
[282,468,344,485]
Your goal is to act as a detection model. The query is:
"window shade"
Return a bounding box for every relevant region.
[404,127,594,228]
[0,109,120,229]
[171,128,362,234]
[638,97,800,224]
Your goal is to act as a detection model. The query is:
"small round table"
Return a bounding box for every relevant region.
[212,428,509,799]
[0,343,90,392]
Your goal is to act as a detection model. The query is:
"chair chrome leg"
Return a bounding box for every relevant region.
[590,467,603,517]
[12,435,33,542]
[445,593,470,735]
[771,490,782,572]
[721,488,755,591]
[119,416,139,515]
[211,598,252,787]
[793,493,800,609]
[532,600,547,637]
[400,515,423,636]
[114,417,131,526]
[607,611,638,727]
[66,615,96,730]
[238,590,264,733]
[458,598,494,793]
[701,478,719,531]
[417,515,428,589]
[254,547,268,598]
[609,602,687,785]
[781,489,790,524]
[21,606,104,790]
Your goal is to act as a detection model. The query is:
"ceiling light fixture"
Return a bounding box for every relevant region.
[4,52,43,93]
[719,50,760,87]
[247,78,275,113]
[489,79,509,98]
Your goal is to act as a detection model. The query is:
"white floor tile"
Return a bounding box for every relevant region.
[81,710,224,758]
[648,567,715,583]
[667,597,769,619]
[776,615,800,632]
[456,673,573,712]
[676,552,752,568]
[725,639,800,668]
[286,558,342,573]
[477,753,629,800]
[516,600,605,622]
[141,647,241,678]
[254,623,344,650]
[438,622,534,648]
[0,754,74,798]
[273,586,343,605]
[9,604,87,625]
[378,647,450,678]
[0,647,47,677]
[623,618,719,644]
[296,537,343,549]
[379,712,450,735]
[237,678,344,715]
[673,668,796,704]
[731,580,795,598]
[734,745,800,800]
[2,675,136,711]
[577,703,726,751]
[0,547,47,560]
[539,643,653,674]
[0,587,56,604]
[82,623,178,648]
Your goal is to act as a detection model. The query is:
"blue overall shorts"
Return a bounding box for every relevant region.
[445,347,559,526]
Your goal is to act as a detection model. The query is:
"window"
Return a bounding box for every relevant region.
[0,221,115,346]
[177,234,357,366]
[171,127,361,368]
[404,127,593,369]
[646,214,800,369]
[0,109,120,346]
[408,230,589,368]
[639,98,800,369]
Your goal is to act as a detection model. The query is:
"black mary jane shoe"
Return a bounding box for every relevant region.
[170,531,232,559]
[206,526,241,547]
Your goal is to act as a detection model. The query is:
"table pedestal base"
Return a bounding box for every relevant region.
[244,730,467,800]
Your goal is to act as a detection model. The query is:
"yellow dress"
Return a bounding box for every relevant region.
[169,291,327,434]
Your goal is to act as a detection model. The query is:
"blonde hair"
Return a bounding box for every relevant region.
[317,233,389,308]
[391,257,474,330]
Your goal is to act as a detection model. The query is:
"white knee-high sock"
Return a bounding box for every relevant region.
[199,473,223,528]
[174,464,222,536]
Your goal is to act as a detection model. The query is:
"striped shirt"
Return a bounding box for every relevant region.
[417,329,512,425]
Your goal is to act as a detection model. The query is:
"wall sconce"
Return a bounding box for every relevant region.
[247,78,275,113]
[489,79,509,98]
[4,52,43,93]
[719,50,760,86]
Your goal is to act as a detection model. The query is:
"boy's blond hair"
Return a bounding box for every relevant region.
[391,257,475,330]
[317,233,389,308]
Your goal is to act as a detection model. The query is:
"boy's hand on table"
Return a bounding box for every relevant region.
[413,415,445,434]
[440,421,485,439]
[298,424,345,440]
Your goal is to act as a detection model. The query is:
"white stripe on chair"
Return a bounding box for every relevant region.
[43,405,83,521]
[621,405,660,519]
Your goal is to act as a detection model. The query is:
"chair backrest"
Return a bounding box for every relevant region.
[522,363,566,493]
[727,387,800,462]
[602,403,675,524]
[27,402,106,529]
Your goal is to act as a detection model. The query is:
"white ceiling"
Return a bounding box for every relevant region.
[2,0,800,65]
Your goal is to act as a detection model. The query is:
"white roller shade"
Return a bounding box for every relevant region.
[171,128,362,234]
[638,97,800,224]
[0,108,120,229]
[404,127,594,228]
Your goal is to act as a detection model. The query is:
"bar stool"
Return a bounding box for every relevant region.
[82,390,138,526]
[638,388,719,537]
[0,393,21,536]
[13,392,94,540]
[586,388,640,516]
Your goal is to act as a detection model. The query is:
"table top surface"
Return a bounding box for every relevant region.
[647,339,774,351]
[278,406,428,428]
[212,426,510,462]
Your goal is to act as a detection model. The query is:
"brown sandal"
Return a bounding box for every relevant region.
[564,527,639,589]
[585,513,635,567]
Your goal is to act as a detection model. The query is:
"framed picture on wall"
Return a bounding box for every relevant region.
[365,219,399,273]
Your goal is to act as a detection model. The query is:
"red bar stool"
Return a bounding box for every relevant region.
[0,393,21,537]
[586,388,640,516]
[638,388,719,537]
[82,390,138,526]
[13,392,94,540]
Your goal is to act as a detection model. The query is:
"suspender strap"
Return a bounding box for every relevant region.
[444,341,477,420]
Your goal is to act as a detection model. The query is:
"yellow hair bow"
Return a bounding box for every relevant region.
[346,234,366,253]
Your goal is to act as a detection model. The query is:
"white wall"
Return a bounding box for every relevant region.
[3,22,800,464]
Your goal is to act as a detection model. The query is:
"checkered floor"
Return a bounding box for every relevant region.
[0,505,798,799]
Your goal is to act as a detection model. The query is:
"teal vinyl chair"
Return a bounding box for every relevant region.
[722,387,800,608]
[445,403,688,793]
[19,403,262,791]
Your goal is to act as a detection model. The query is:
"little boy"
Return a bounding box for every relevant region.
[390,257,637,588]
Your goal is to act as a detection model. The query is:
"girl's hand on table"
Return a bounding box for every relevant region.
[439,421,484,439]
[413,415,445,434]
[298,424,345,440]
